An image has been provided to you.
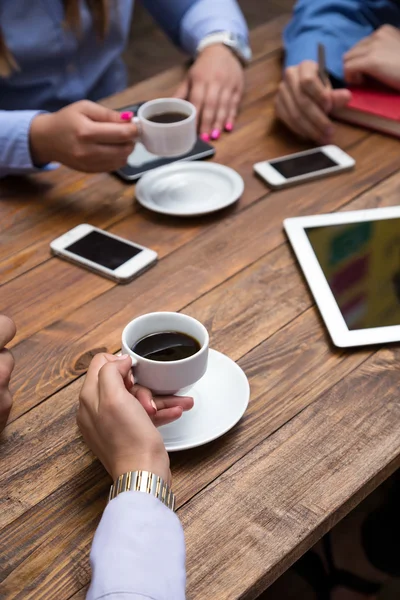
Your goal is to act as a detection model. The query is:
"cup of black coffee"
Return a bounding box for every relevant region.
[133,98,196,157]
[121,312,209,394]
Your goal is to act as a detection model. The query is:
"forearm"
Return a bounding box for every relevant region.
[0,110,54,178]
[86,491,186,600]
[142,0,248,55]
[283,0,372,81]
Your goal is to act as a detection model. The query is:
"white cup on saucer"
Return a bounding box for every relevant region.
[133,98,197,157]
[121,312,209,395]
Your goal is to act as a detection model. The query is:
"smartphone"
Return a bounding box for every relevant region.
[114,102,215,182]
[253,145,355,189]
[50,224,158,283]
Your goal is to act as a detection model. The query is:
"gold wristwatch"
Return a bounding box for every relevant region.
[109,470,176,512]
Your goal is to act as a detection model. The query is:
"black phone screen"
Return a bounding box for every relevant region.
[66,231,142,270]
[270,150,338,179]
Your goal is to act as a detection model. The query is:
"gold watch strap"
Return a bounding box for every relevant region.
[109,470,175,512]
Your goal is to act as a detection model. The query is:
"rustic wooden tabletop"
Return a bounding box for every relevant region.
[1,16,400,600]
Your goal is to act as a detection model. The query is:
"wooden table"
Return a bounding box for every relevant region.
[1,16,400,600]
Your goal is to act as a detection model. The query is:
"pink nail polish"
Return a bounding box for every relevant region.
[211,129,220,140]
[120,111,134,121]
[200,132,210,142]
[225,122,233,132]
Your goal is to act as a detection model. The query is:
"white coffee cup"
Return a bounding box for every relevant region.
[121,312,209,395]
[133,98,197,157]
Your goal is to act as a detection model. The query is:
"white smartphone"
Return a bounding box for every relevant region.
[253,145,355,189]
[50,224,158,283]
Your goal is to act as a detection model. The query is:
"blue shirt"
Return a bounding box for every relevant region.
[0,0,248,177]
[284,0,400,83]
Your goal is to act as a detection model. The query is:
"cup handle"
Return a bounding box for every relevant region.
[131,357,138,367]
[132,116,142,142]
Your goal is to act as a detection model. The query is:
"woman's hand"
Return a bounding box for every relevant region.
[0,315,16,434]
[29,100,137,173]
[175,44,244,140]
[77,353,193,483]
[275,61,351,143]
[344,25,400,90]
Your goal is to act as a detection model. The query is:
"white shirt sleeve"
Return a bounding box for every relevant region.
[86,491,186,600]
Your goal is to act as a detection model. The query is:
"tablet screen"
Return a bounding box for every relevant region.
[306,218,400,330]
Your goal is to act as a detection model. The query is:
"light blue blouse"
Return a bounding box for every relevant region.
[0,0,248,176]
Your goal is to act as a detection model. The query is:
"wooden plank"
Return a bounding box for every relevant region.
[0,309,371,598]
[0,75,294,330]
[3,165,400,594]
[181,349,400,600]
[6,129,394,421]
[0,462,106,583]
[0,100,278,342]
[0,18,287,284]
[0,90,364,341]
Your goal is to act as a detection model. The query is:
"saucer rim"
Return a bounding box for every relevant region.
[163,348,250,452]
[135,162,244,217]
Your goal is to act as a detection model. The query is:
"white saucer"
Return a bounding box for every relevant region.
[159,349,250,452]
[135,162,244,217]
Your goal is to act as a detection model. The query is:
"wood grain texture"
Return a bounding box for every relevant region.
[181,348,400,599]
[4,167,400,597]
[6,126,395,421]
[0,17,288,285]
[3,164,400,587]
[0,308,371,598]
[2,17,400,600]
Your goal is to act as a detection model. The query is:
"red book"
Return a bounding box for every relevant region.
[333,87,400,138]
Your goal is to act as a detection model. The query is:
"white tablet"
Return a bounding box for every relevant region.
[284,206,400,347]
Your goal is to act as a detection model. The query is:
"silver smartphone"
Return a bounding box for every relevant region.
[50,224,158,283]
[254,145,355,189]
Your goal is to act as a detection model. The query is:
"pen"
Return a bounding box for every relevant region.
[318,43,329,87]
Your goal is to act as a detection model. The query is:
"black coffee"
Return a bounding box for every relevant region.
[132,331,201,362]
[148,111,188,124]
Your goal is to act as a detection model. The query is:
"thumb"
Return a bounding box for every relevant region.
[79,100,123,124]
[331,89,352,110]
[174,78,189,100]
[98,355,134,398]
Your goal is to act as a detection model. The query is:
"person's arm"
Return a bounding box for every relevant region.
[143,0,249,139]
[78,353,193,600]
[141,0,248,56]
[276,0,371,142]
[87,492,186,600]
[0,110,53,178]
[283,0,372,82]
[0,315,16,433]
[0,102,138,178]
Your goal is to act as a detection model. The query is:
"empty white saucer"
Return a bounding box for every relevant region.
[159,349,250,452]
[135,162,244,217]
